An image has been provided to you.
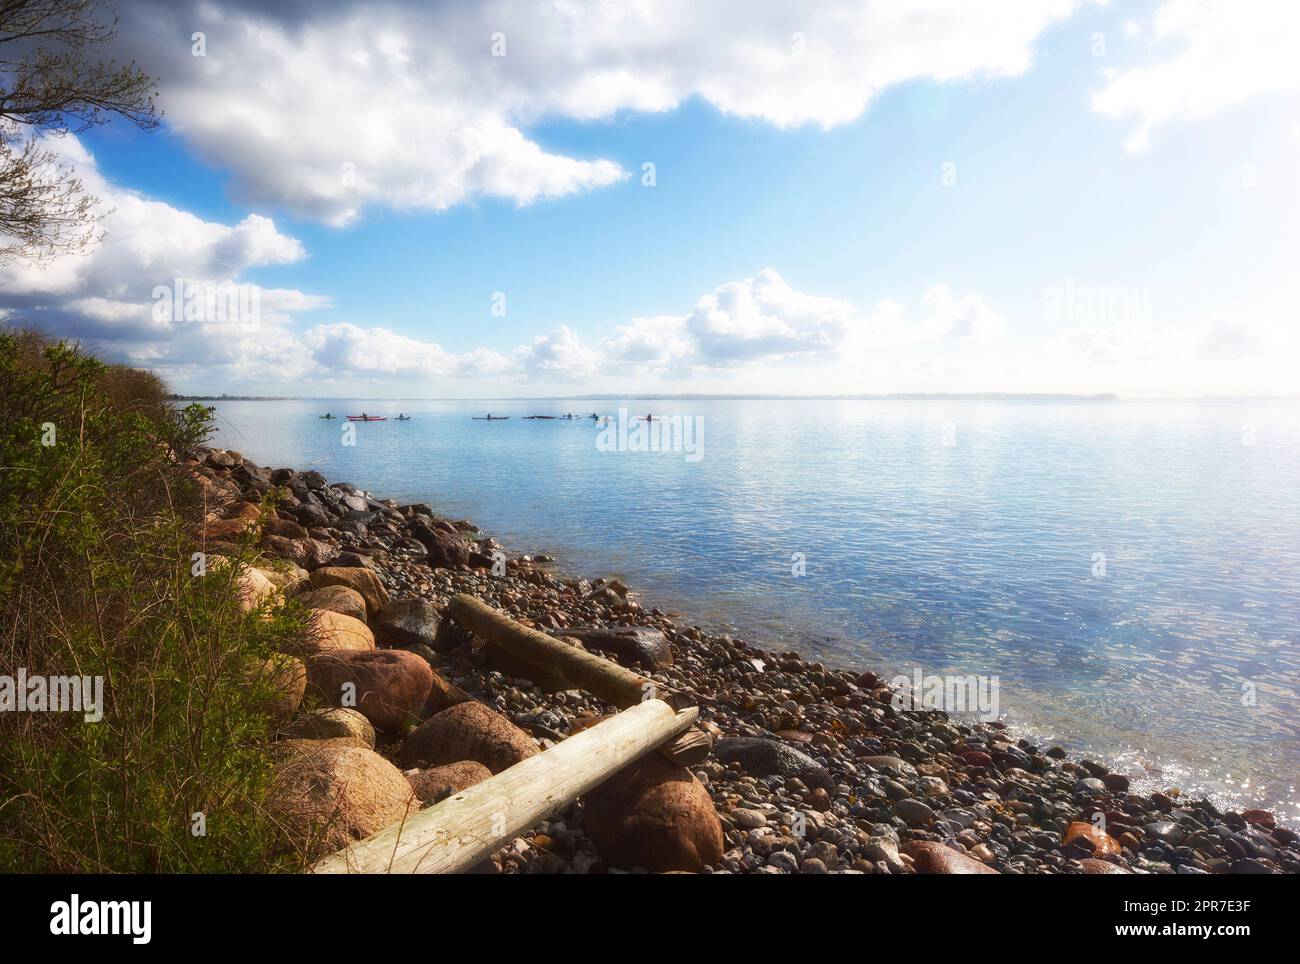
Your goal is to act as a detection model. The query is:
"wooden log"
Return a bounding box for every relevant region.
[448,593,689,709]
[313,699,698,874]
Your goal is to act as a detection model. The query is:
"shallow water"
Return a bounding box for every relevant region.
[210,397,1300,821]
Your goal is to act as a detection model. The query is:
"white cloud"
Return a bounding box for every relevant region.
[917,283,1007,339]
[300,324,514,379]
[516,325,602,380]
[113,0,1085,223]
[603,314,695,374]
[1092,0,1300,151]
[0,136,328,381]
[684,268,857,364]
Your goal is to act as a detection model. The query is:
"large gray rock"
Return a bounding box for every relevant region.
[714,737,834,792]
[560,625,673,671]
[376,597,442,648]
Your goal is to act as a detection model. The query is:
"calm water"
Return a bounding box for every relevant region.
[210,398,1300,821]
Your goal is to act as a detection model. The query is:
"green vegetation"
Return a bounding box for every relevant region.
[0,331,306,872]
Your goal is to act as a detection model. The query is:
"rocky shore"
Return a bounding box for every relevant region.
[193,446,1298,874]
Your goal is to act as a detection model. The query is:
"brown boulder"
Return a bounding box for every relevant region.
[268,739,415,858]
[307,649,433,733]
[310,566,390,619]
[289,609,375,658]
[1064,820,1123,857]
[258,561,310,591]
[902,841,1000,874]
[582,751,723,873]
[406,760,492,805]
[1242,808,1276,829]
[282,707,376,747]
[264,534,335,570]
[247,653,306,723]
[399,701,538,772]
[264,517,309,539]
[203,516,256,543]
[409,520,472,569]
[223,500,262,521]
[233,566,279,614]
[297,585,368,623]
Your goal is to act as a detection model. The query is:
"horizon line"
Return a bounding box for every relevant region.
[169,392,1300,403]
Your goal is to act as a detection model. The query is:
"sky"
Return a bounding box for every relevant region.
[2,0,1298,398]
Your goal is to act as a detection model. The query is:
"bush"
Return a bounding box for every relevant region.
[0,331,307,872]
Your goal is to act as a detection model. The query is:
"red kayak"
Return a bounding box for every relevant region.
[346,415,387,421]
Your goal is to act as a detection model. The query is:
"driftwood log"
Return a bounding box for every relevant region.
[313,699,698,874]
[446,593,710,765]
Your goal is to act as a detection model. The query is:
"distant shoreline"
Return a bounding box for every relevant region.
[173,392,1300,403]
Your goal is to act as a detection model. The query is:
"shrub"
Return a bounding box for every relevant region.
[0,331,306,872]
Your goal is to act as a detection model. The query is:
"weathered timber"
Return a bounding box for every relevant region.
[313,699,698,874]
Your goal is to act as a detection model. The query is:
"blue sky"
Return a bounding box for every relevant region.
[4,0,1298,396]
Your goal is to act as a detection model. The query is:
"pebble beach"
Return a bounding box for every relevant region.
[194,445,1299,875]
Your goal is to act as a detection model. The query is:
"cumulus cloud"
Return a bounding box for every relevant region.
[109,0,1084,223]
[1092,0,1300,151]
[516,325,602,380]
[0,135,328,380]
[683,269,855,364]
[603,314,695,374]
[917,283,1007,339]
[1,144,1009,387]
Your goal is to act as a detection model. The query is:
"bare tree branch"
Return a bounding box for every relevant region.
[0,0,159,265]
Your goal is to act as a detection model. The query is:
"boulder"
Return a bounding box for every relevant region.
[264,517,309,540]
[297,585,369,623]
[560,625,673,670]
[309,566,390,619]
[399,701,538,773]
[714,737,834,792]
[431,616,474,654]
[233,566,279,614]
[257,562,309,591]
[375,597,442,648]
[203,516,256,543]
[1063,820,1122,857]
[283,707,376,747]
[268,739,415,858]
[407,761,492,805]
[903,841,1000,874]
[248,653,306,723]
[205,448,241,469]
[582,751,723,873]
[263,535,335,570]
[307,649,433,733]
[291,503,333,529]
[289,609,375,658]
[409,520,472,569]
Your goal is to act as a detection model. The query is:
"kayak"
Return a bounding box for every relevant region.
[524,415,557,420]
[319,415,335,419]
[394,417,411,421]
[472,416,510,420]
[346,416,387,421]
